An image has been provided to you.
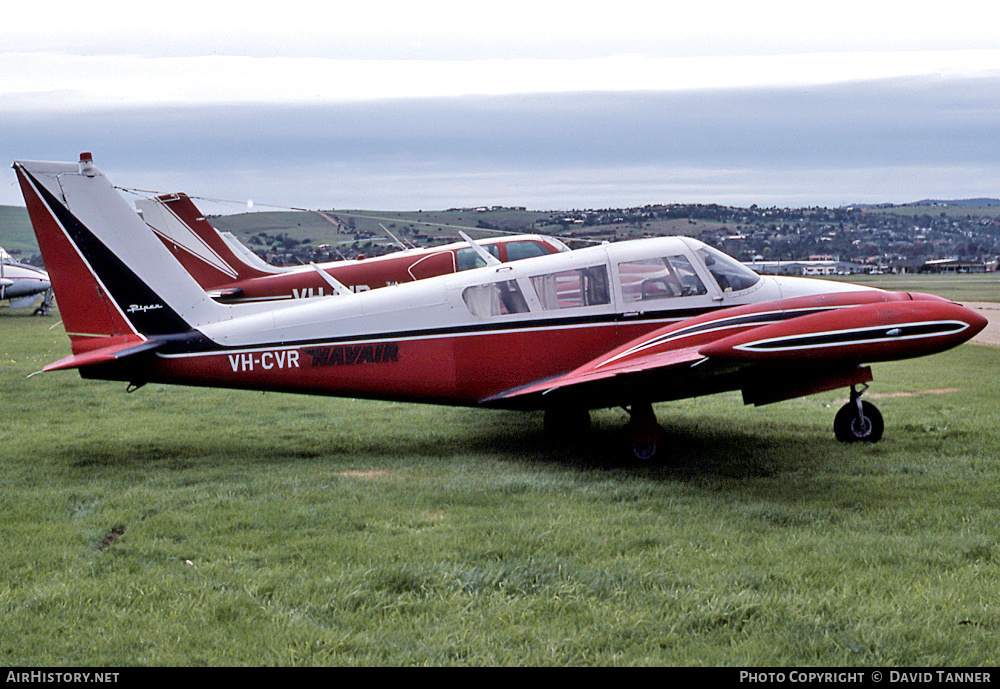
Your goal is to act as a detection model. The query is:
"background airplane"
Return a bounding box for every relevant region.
[0,246,52,314]
[14,155,987,461]
[137,192,570,302]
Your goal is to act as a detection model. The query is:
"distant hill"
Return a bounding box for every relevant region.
[905,199,1000,207]
[0,205,36,255]
[848,198,1000,210]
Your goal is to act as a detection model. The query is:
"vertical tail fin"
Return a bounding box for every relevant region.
[13,155,225,353]
[137,193,283,289]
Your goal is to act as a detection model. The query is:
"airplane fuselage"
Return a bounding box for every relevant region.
[16,156,986,453]
[92,236,917,408]
[0,258,50,302]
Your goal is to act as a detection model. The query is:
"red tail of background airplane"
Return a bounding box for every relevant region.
[137,192,281,289]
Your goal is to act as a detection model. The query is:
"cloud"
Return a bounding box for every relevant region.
[4,2,1000,213]
[5,76,999,210]
[4,1,1000,60]
[5,51,1000,113]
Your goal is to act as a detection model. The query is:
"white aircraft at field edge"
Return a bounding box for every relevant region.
[1,245,52,314]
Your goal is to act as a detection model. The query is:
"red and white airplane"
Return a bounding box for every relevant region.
[13,154,988,460]
[136,192,569,302]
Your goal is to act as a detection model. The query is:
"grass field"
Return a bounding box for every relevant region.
[824,273,1000,303]
[2,279,999,666]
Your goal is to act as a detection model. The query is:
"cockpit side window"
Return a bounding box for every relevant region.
[618,255,708,302]
[696,246,761,292]
[529,265,610,310]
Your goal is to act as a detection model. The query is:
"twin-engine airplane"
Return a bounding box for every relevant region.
[13,154,988,460]
[136,192,569,303]
[1,246,52,314]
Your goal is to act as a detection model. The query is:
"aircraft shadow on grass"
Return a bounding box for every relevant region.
[62,409,815,482]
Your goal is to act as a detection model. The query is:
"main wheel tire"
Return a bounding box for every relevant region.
[631,437,661,462]
[834,400,884,443]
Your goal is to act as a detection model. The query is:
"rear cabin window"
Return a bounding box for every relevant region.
[456,244,501,272]
[506,240,551,261]
[618,255,708,302]
[462,279,530,317]
[530,266,610,310]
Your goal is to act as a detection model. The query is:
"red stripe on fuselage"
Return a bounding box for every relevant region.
[112,293,896,405]
[145,320,632,405]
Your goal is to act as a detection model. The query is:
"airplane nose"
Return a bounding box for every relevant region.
[963,304,989,338]
[909,293,988,340]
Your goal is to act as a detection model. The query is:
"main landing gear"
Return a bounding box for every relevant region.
[834,384,884,443]
[624,401,665,462]
[543,403,666,462]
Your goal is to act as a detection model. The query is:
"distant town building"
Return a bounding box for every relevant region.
[918,258,998,273]
[744,259,867,276]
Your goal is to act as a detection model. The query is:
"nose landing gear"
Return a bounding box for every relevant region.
[834,384,884,443]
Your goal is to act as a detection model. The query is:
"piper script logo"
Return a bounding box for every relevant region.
[126,303,164,314]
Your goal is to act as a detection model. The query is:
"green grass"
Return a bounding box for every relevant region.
[2,307,1000,666]
[0,206,36,254]
[824,273,1000,303]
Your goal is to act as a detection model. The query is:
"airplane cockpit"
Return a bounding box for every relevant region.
[694,244,762,293]
[460,237,765,319]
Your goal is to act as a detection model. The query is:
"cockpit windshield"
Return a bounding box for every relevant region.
[696,246,761,292]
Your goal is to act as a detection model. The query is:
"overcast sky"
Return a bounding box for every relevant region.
[4,1,1000,211]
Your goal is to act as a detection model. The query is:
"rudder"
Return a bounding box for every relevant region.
[13,155,209,350]
[138,192,279,289]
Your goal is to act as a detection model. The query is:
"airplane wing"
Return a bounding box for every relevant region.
[482,345,708,406]
[483,293,983,411]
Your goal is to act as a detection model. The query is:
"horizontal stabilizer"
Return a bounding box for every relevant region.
[43,338,163,372]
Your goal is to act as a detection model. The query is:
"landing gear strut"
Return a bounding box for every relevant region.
[32,289,53,316]
[625,401,665,462]
[834,384,884,443]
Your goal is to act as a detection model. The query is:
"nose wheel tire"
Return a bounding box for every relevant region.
[834,399,884,443]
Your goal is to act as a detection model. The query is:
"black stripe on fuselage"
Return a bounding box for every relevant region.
[161,304,848,360]
[159,306,725,357]
[24,168,191,336]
